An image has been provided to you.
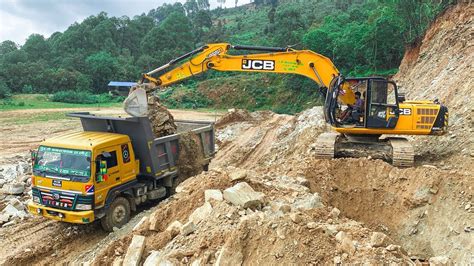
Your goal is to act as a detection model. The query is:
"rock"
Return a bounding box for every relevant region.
[3,204,21,217]
[0,165,17,181]
[465,203,471,210]
[279,204,291,213]
[323,224,338,236]
[429,255,450,265]
[149,212,160,231]
[143,250,168,266]
[334,256,342,264]
[223,182,265,209]
[289,212,303,224]
[191,258,202,266]
[292,193,323,210]
[215,246,243,266]
[2,183,24,195]
[166,220,183,236]
[112,257,123,266]
[0,213,9,224]
[133,216,148,232]
[181,221,196,236]
[335,231,347,242]
[307,222,318,229]
[2,220,16,227]
[205,189,223,202]
[123,235,146,266]
[189,202,213,224]
[329,207,341,219]
[8,198,24,211]
[370,232,389,247]
[229,169,247,181]
[336,232,356,255]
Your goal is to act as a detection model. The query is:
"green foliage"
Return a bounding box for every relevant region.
[51,90,119,104]
[0,79,11,99]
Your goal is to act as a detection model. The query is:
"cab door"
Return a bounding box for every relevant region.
[94,147,121,207]
[366,79,399,129]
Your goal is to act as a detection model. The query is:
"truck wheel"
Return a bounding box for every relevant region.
[101,197,131,232]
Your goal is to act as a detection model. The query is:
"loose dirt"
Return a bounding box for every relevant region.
[147,95,177,137]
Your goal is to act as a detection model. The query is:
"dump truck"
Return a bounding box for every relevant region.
[27,112,215,231]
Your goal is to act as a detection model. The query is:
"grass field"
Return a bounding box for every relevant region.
[0,94,121,111]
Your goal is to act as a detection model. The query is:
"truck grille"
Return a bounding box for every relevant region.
[32,188,93,211]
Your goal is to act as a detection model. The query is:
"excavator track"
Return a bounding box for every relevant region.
[313,133,414,168]
[389,138,415,168]
[314,132,338,159]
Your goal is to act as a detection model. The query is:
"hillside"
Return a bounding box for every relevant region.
[394,2,473,167]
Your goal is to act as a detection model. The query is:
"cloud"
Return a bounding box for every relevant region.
[0,0,251,45]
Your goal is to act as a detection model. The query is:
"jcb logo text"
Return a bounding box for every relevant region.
[242,60,275,71]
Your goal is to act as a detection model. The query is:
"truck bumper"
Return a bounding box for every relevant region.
[27,201,95,224]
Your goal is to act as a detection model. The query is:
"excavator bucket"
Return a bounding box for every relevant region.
[123,87,148,117]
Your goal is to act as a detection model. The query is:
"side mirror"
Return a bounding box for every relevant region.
[96,160,108,182]
[30,150,37,167]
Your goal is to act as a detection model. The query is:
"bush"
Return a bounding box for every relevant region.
[0,80,11,99]
[50,90,118,104]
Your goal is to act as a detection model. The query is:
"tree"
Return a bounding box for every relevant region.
[197,0,210,10]
[273,6,306,46]
[23,34,51,61]
[0,41,17,55]
[0,79,11,98]
[184,0,199,17]
[85,51,119,93]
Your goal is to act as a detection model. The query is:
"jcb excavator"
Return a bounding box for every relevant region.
[124,43,448,167]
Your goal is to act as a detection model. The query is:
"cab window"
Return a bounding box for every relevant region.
[95,151,118,172]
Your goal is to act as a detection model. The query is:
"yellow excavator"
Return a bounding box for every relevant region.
[124,43,448,167]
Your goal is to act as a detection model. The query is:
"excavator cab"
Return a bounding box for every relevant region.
[325,77,400,130]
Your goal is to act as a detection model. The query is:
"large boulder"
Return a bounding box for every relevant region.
[223,182,264,209]
[123,235,146,266]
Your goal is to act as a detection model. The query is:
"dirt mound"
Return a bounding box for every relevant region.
[147,95,177,137]
[394,3,474,168]
[215,109,253,128]
[176,132,206,180]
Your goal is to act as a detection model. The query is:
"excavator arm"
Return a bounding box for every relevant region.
[136,43,356,102]
[143,43,340,89]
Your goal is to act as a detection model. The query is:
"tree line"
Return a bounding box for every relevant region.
[0,0,456,99]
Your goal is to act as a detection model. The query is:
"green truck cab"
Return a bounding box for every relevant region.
[27,112,215,231]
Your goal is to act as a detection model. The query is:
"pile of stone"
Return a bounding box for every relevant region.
[147,95,177,138]
[0,158,32,226]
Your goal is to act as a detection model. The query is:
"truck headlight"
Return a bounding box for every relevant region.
[33,196,40,203]
[76,204,92,210]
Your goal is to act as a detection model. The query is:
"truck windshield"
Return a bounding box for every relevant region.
[33,146,91,182]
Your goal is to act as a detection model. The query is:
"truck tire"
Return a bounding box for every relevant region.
[101,197,131,232]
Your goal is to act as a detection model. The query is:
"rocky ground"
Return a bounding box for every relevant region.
[0,3,472,265]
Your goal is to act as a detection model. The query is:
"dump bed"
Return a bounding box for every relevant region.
[67,112,215,179]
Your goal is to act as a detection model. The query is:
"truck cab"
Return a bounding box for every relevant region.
[28,113,215,231]
[28,132,138,227]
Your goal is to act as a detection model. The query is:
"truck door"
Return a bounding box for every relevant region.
[119,143,136,183]
[94,147,121,207]
[366,79,399,129]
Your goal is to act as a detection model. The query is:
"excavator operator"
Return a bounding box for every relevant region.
[339,91,364,124]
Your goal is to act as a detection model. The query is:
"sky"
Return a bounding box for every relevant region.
[0,0,251,45]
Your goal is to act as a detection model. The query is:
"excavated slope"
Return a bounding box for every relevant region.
[394,3,474,167]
